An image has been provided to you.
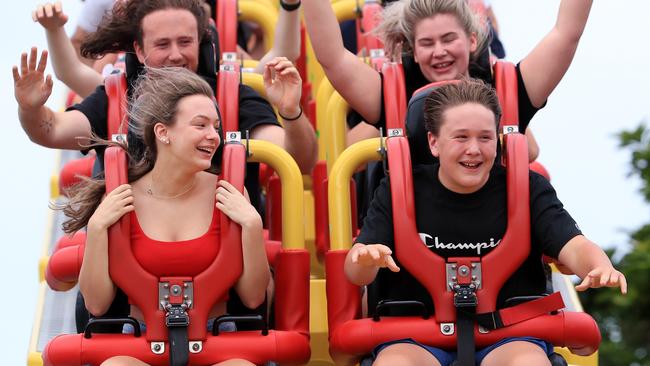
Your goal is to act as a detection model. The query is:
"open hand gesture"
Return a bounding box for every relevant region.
[32,1,68,30]
[263,56,302,120]
[13,47,53,111]
[349,243,400,272]
[216,180,261,227]
[88,184,135,232]
[575,265,627,294]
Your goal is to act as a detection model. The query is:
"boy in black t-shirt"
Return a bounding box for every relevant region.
[348,79,626,366]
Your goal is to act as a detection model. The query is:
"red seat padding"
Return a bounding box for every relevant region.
[530,161,551,181]
[59,156,95,196]
[329,312,600,356]
[46,244,85,291]
[43,330,310,366]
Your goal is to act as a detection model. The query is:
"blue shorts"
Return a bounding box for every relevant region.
[373,337,553,366]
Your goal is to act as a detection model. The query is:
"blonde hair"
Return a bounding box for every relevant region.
[376,0,487,62]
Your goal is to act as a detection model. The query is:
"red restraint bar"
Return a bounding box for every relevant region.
[58,156,96,196]
[43,144,311,365]
[389,134,530,319]
[216,0,238,54]
[326,64,599,356]
[356,1,385,70]
[45,232,86,291]
[382,62,407,131]
[217,62,240,133]
[326,135,600,357]
[105,73,128,142]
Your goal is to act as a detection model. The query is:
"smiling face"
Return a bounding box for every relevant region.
[428,102,497,193]
[413,13,477,82]
[156,94,220,171]
[134,8,200,71]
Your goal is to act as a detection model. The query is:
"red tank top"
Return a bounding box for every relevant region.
[131,209,220,277]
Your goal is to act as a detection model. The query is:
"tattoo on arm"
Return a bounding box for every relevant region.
[40,116,53,134]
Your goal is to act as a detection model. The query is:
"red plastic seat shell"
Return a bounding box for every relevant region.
[59,156,95,196]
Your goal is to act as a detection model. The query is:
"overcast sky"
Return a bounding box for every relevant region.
[1,1,649,364]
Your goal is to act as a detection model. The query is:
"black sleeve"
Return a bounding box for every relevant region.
[529,172,582,259]
[237,84,280,134]
[355,176,395,248]
[516,62,546,131]
[66,85,108,154]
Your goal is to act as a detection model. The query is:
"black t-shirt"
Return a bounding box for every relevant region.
[348,57,540,133]
[355,164,581,315]
[69,82,278,212]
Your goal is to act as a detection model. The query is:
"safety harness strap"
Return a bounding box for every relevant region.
[167,304,190,366]
[168,325,189,366]
[456,308,476,366]
[475,292,565,330]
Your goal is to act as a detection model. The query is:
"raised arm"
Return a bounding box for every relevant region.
[302,0,382,123]
[79,184,135,316]
[256,57,317,173]
[558,235,627,294]
[216,181,270,309]
[252,0,301,74]
[33,2,103,98]
[519,0,592,108]
[13,47,93,149]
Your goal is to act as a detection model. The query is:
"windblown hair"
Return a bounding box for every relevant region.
[61,67,219,234]
[423,78,501,136]
[80,0,209,59]
[375,0,487,62]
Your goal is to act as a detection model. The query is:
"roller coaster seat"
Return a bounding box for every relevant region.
[324,79,601,362]
[42,142,310,366]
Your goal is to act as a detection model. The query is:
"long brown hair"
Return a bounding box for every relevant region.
[80,0,209,59]
[60,67,218,234]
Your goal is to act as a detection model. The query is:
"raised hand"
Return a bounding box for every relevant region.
[13,47,53,111]
[263,56,302,119]
[88,184,135,232]
[32,1,69,30]
[575,265,627,294]
[215,180,261,227]
[350,243,400,272]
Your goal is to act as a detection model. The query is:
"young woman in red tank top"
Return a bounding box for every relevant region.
[60,64,299,366]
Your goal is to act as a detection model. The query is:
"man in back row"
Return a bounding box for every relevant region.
[13,0,317,192]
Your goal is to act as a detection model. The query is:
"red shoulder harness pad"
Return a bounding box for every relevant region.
[216,0,238,54]
[382,62,407,130]
[217,62,240,133]
[105,72,128,143]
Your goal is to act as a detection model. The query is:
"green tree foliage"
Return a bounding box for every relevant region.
[580,122,650,366]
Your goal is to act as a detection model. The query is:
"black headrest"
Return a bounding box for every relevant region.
[405,83,459,166]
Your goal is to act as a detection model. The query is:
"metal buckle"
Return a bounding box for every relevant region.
[165,304,190,328]
[453,285,478,308]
